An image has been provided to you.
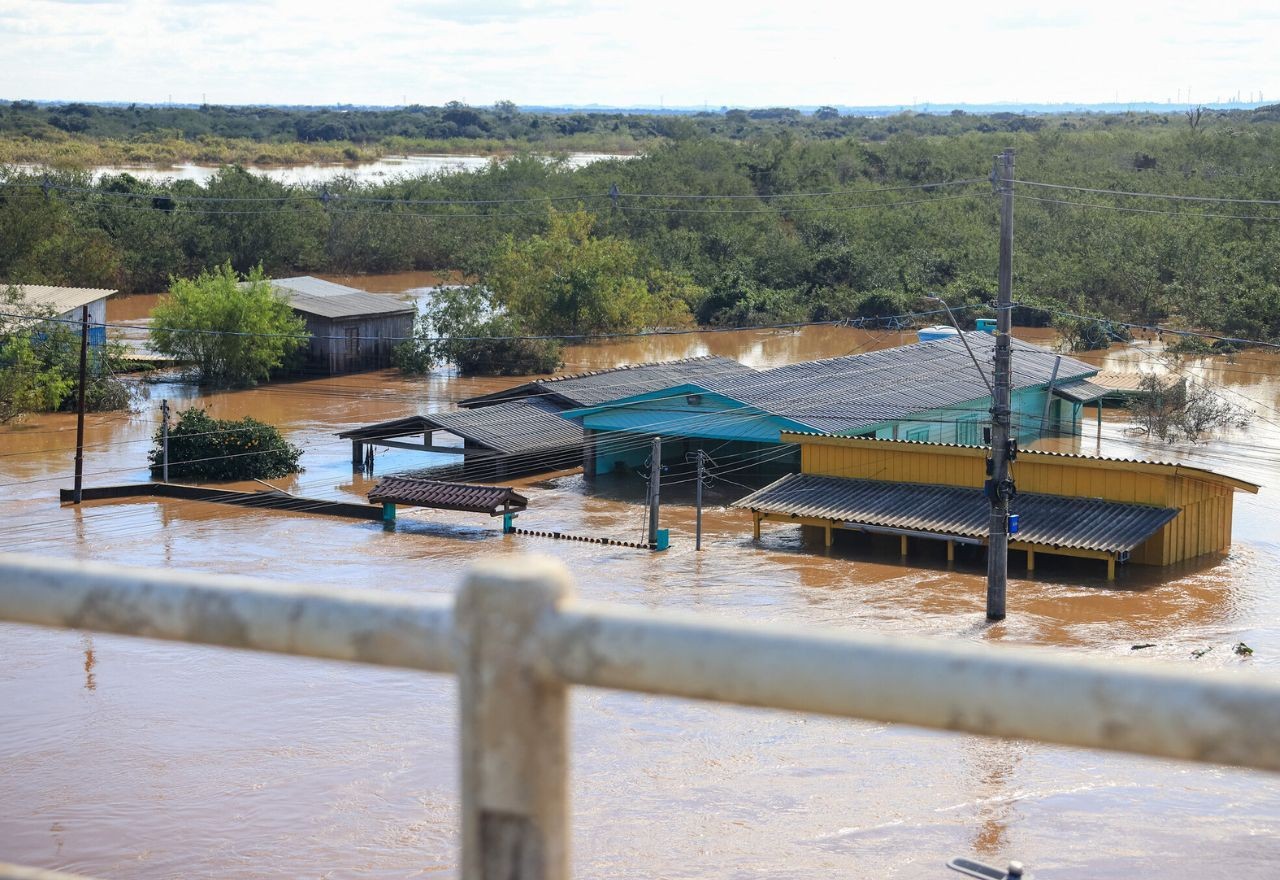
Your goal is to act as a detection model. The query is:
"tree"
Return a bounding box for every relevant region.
[394,285,563,376]
[1127,374,1249,442]
[487,208,692,337]
[151,407,302,481]
[150,263,307,387]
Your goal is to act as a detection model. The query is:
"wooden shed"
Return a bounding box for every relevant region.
[737,432,1259,577]
[8,284,117,346]
[264,277,414,375]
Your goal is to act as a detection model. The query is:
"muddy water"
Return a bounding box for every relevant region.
[3,276,1280,878]
[14,153,626,187]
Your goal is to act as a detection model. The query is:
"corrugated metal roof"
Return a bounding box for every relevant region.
[368,477,528,515]
[733,473,1178,553]
[710,333,1096,435]
[7,284,116,315]
[253,276,414,319]
[1053,376,1112,403]
[339,398,582,454]
[427,399,583,454]
[459,356,757,409]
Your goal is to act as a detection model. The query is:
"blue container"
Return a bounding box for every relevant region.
[917,325,960,342]
[975,318,997,334]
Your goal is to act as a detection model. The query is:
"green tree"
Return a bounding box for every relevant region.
[487,208,691,336]
[151,407,302,481]
[150,263,307,387]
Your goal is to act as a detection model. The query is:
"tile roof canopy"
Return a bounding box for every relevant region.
[458,356,758,409]
[339,398,583,454]
[7,284,117,315]
[368,477,528,515]
[734,473,1179,554]
[706,333,1096,435]
[257,276,414,319]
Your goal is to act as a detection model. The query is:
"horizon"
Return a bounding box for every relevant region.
[2,0,1276,109]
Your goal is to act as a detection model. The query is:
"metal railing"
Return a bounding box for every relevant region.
[3,551,1280,879]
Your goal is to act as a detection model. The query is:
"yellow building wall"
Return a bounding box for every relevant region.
[793,435,1243,566]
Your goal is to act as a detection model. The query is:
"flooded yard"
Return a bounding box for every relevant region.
[3,274,1280,878]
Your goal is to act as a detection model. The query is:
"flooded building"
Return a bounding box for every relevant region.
[264,276,414,375]
[8,283,117,346]
[561,333,1099,478]
[340,356,755,478]
[735,433,1260,578]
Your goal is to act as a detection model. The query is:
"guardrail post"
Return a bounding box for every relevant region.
[456,557,572,880]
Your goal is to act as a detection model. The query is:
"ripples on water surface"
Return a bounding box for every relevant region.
[3,275,1280,878]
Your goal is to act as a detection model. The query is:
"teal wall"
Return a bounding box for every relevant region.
[858,386,1082,445]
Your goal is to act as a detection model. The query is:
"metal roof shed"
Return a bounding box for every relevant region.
[261,276,414,375]
[6,283,117,345]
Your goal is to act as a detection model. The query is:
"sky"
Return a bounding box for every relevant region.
[1,0,1277,108]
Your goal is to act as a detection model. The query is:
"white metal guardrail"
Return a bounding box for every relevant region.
[3,551,1280,879]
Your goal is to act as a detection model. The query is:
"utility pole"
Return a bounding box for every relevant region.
[987,148,1016,621]
[647,436,662,548]
[160,399,171,483]
[695,449,705,551]
[72,305,89,504]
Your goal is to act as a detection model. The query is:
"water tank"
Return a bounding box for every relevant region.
[917,325,960,342]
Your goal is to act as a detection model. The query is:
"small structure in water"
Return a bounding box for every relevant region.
[261,276,414,375]
[734,433,1260,579]
[9,283,117,346]
[367,476,528,525]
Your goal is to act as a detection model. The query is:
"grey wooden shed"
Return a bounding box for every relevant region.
[265,277,415,375]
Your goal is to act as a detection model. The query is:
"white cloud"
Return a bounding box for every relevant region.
[0,0,1276,106]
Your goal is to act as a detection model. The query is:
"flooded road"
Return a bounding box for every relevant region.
[3,274,1280,878]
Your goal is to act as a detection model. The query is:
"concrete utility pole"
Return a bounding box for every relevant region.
[695,449,705,551]
[987,149,1016,620]
[160,399,170,483]
[647,436,662,547]
[72,305,89,504]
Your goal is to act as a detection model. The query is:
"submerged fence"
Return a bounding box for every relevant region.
[3,551,1280,878]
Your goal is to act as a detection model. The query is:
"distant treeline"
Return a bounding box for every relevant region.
[2,106,1279,341]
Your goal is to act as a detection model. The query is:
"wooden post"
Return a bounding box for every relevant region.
[456,557,571,880]
[824,522,833,548]
[1027,549,1036,572]
[160,399,170,483]
[947,540,955,562]
[900,534,909,556]
[1107,556,1116,581]
[352,440,364,471]
[752,512,761,541]
[72,304,89,505]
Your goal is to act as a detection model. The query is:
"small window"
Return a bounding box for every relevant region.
[906,427,930,442]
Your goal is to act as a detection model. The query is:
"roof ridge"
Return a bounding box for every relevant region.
[538,355,735,385]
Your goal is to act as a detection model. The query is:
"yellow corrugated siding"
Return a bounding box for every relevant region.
[793,435,1245,567]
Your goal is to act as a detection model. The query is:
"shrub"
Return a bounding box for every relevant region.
[151,407,302,481]
[149,263,308,387]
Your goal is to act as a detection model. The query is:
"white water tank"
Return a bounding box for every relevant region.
[917,325,960,342]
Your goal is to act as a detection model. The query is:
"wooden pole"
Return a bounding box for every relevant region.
[987,148,1016,621]
[72,305,89,505]
[1039,355,1062,438]
[647,436,661,548]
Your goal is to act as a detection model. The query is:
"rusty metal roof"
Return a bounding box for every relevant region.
[339,398,582,454]
[733,473,1179,554]
[458,356,757,409]
[368,477,528,515]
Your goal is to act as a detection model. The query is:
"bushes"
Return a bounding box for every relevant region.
[151,407,302,481]
[150,263,308,387]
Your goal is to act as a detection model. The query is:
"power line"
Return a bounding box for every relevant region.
[1013,178,1280,207]
[1013,192,1280,223]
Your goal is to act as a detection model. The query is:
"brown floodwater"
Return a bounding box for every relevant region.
[3,273,1280,878]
